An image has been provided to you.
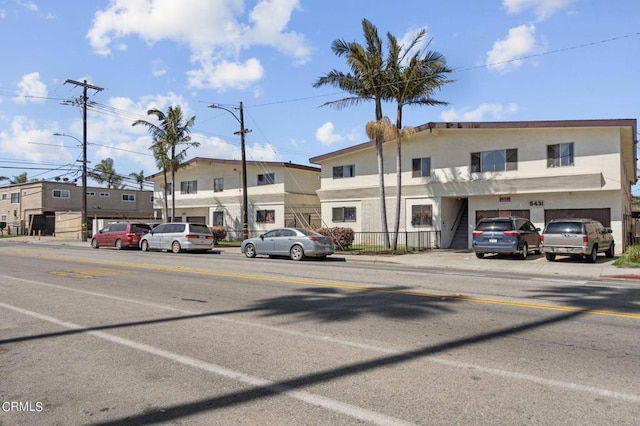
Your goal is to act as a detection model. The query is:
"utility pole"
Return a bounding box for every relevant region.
[64,79,103,242]
[208,102,251,240]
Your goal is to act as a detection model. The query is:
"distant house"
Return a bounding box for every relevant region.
[0,181,154,237]
[309,119,637,253]
[145,158,322,239]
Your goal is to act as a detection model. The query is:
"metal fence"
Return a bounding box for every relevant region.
[224,229,441,253]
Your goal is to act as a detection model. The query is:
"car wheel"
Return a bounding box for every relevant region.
[520,243,528,260]
[475,252,484,259]
[290,245,304,261]
[545,252,556,261]
[91,239,99,249]
[140,240,149,252]
[115,239,122,250]
[171,241,181,254]
[605,242,615,258]
[587,245,598,263]
[244,243,256,258]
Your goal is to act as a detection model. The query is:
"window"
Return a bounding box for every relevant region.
[99,192,110,197]
[214,178,224,193]
[547,142,574,167]
[87,191,96,197]
[180,180,198,194]
[471,149,517,172]
[411,205,433,226]
[52,189,70,198]
[10,193,19,203]
[333,165,356,179]
[257,173,275,186]
[412,158,431,177]
[212,211,224,226]
[122,194,136,202]
[167,182,173,195]
[1,214,6,221]
[332,207,356,222]
[1,194,6,200]
[256,209,275,223]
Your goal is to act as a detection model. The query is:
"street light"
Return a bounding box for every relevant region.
[53,132,88,241]
[208,102,252,240]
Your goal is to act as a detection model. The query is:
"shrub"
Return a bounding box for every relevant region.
[208,226,227,243]
[613,245,640,267]
[315,227,355,249]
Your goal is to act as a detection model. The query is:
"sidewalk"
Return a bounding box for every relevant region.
[5,235,640,281]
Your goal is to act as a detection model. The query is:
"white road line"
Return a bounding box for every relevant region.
[2,274,639,405]
[0,300,414,426]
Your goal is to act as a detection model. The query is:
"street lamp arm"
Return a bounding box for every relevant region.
[208,104,242,125]
[53,132,81,144]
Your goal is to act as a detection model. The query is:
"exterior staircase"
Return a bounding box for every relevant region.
[449,199,469,250]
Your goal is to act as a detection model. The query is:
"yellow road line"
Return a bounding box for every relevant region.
[7,249,640,320]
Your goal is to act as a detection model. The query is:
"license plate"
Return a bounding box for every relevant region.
[489,238,498,243]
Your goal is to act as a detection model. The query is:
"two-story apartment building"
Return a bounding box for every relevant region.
[310,119,637,253]
[146,158,322,238]
[0,181,154,237]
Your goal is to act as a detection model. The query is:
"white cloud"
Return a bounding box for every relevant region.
[315,122,345,146]
[0,116,74,166]
[17,0,38,12]
[186,57,264,91]
[151,59,167,77]
[87,0,310,90]
[13,72,48,104]
[486,24,545,73]
[440,103,518,122]
[503,0,575,21]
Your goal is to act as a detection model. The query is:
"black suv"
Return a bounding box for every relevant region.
[472,216,542,259]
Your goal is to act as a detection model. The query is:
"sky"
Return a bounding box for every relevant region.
[0,0,638,191]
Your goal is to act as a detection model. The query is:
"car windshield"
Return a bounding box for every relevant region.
[189,224,212,234]
[297,229,321,237]
[131,224,152,233]
[476,220,513,232]
[544,222,583,234]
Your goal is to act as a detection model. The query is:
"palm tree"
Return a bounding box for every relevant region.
[129,170,145,190]
[385,29,453,249]
[132,106,198,221]
[90,158,123,188]
[10,172,28,184]
[314,18,392,247]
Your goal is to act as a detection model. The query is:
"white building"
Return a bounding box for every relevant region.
[309,119,637,252]
[146,158,322,239]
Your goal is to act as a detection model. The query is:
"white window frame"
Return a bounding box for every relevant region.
[99,192,110,197]
[333,165,356,179]
[257,173,275,186]
[122,194,136,202]
[52,189,70,198]
[180,180,198,194]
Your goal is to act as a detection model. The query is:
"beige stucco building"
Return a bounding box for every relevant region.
[146,158,322,239]
[310,119,637,253]
[0,181,154,238]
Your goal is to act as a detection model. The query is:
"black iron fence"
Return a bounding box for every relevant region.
[224,229,441,253]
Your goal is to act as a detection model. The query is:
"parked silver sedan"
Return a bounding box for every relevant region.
[241,228,334,261]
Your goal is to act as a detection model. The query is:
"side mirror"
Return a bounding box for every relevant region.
[260,234,264,240]
[535,228,541,232]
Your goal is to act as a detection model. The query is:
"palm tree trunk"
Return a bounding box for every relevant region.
[162,170,169,221]
[392,107,403,250]
[171,145,176,222]
[376,132,390,249]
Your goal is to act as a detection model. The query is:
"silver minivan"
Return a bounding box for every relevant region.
[140,222,214,253]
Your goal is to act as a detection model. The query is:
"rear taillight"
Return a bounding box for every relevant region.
[583,235,588,243]
[185,234,198,239]
[308,236,318,241]
[503,230,520,237]
[206,235,213,239]
[540,235,544,243]
[472,230,483,237]
[125,233,137,239]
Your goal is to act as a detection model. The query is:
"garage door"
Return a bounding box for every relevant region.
[544,208,610,227]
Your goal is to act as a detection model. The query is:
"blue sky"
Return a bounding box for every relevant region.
[0,0,638,191]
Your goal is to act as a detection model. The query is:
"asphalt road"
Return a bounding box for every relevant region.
[1,242,639,425]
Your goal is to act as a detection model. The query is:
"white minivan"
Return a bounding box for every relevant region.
[140,222,214,253]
